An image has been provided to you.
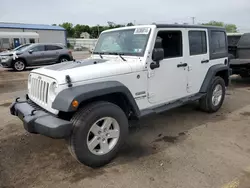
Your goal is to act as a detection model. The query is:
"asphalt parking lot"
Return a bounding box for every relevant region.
[1,52,250,188]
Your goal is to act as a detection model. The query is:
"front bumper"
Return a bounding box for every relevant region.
[0,58,12,68]
[10,97,72,139]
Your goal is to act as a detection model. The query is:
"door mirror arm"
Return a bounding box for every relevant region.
[150,48,164,70]
[150,61,160,69]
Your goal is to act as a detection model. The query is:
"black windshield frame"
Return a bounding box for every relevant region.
[93,28,151,57]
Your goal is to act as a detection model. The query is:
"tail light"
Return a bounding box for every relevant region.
[68,50,72,55]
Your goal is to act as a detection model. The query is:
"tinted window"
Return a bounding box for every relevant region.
[31,45,45,52]
[211,31,227,53]
[29,39,35,43]
[189,31,207,55]
[156,30,183,58]
[227,35,241,46]
[45,45,63,51]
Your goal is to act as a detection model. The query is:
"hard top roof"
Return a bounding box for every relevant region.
[155,24,225,30]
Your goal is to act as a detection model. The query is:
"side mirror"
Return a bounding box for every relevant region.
[152,48,164,62]
[28,50,33,54]
[150,48,164,69]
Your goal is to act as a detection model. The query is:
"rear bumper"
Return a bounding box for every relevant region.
[10,97,72,139]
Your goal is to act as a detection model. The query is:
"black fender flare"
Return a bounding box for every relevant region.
[199,64,230,93]
[52,81,140,116]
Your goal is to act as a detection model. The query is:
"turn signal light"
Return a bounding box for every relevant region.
[72,100,79,108]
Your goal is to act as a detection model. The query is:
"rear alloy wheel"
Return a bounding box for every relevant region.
[13,60,26,71]
[59,57,69,62]
[68,101,128,168]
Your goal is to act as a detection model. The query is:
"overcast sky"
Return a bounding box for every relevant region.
[1,0,250,31]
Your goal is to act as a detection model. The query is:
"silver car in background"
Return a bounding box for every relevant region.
[0,43,73,71]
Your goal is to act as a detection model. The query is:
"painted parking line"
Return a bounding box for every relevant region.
[0,99,13,106]
[222,166,250,188]
[222,178,240,188]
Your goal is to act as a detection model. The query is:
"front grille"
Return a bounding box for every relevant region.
[27,99,44,111]
[30,77,49,104]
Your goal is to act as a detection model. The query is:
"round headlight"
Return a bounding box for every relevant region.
[49,82,58,100]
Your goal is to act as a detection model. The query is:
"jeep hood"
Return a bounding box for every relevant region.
[31,58,134,84]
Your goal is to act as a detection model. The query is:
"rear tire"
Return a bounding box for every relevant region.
[59,56,70,62]
[199,76,226,113]
[13,59,26,71]
[68,101,128,168]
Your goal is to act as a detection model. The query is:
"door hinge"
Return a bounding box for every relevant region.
[188,65,192,71]
[148,92,155,98]
[148,71,155,78]
[187,83,191,93]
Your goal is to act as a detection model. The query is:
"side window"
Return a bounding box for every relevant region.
[211,31,227,53]
[45,45,63,51]
[189,31,207,55]
[155,30,183,59]
[31,45,45,52]
[29,39,35,43]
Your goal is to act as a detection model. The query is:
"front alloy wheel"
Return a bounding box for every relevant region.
[87,117,120,155]
[13,60,26,71]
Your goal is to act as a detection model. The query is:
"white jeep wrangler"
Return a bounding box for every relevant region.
[10,24,230,168]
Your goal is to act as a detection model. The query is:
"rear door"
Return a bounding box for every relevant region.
[44,45,62,64]
[26,44,46,65]
[186,29,210,95]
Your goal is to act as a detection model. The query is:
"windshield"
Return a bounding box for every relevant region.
[14,44,31,51]
[93,27,151,56]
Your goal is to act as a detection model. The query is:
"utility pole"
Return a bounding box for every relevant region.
[97,24,100,37]
[191,17,195,25]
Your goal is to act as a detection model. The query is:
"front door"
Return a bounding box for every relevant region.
[148,29,188,104]
[186,29,210,95]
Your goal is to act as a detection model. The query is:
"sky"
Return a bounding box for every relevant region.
[1,0,250,31]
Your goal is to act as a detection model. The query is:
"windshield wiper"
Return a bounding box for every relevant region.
[93,52,104,59]
[108,52,126,61]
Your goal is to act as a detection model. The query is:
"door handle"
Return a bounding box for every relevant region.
[177,63,187,68]
[201,59,209,63]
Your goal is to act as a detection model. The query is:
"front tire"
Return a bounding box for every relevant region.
[199,76,226,113]
[13,60,26,71]
[68,101,128,168]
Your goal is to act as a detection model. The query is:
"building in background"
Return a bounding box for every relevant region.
[67,38,97,52]
[80,32,90,39]
[0,22,66,50]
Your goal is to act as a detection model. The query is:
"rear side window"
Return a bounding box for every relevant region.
[189,31,207,55]
[31,45,45,52]
[45,45,63,51]
[211,31,227,53]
